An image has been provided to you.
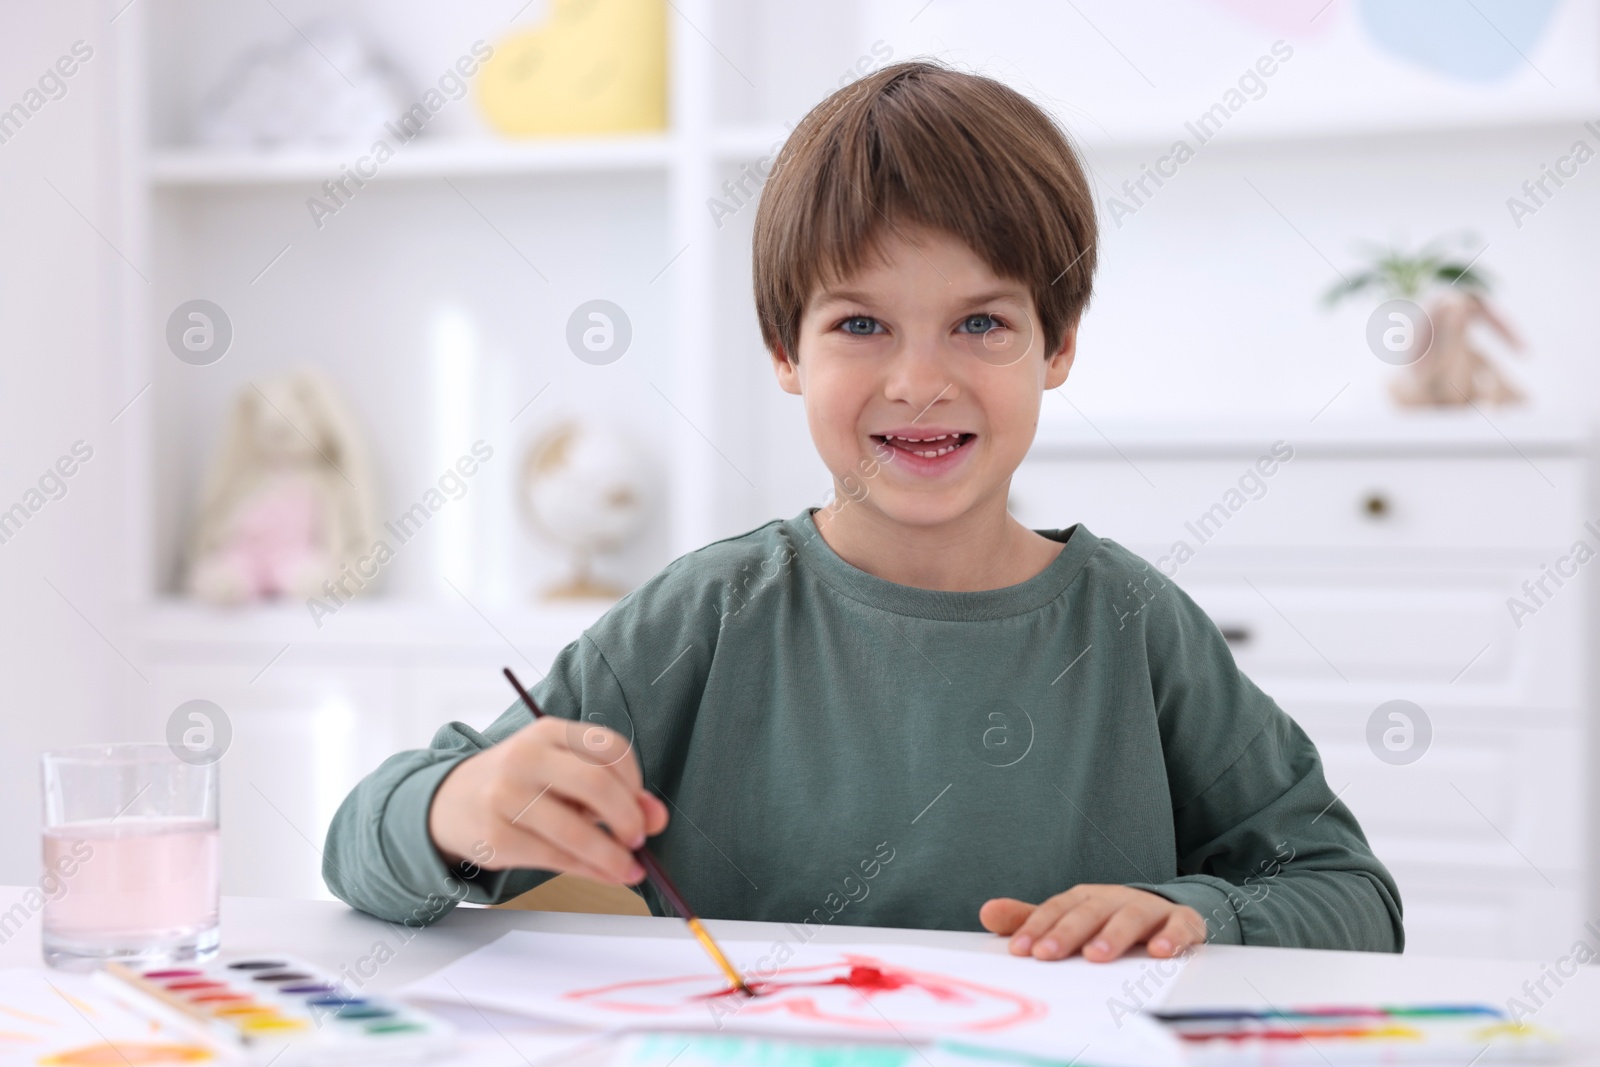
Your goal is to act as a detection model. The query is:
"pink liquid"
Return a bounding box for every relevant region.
[42,818,219,943]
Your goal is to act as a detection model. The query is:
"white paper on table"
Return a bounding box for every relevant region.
[421,998,614,1066]
[428,1029,613,1067]
[612,1032,1166,1066]
[402,930,1187,1066]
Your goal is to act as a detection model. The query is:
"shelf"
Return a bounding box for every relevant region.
[712,107,1600,163]
[1031,406,1592,458]
[147,134,675,186]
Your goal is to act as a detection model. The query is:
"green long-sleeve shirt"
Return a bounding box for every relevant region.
[324,507,1403,951]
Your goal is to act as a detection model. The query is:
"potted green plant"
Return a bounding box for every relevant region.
[1323,234,1524,407]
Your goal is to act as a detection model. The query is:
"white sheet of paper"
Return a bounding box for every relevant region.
[611,1032,1179,1067]
[429,1029,613,1067]
[402,930,1186,1066]
[612,1032,1074,1067]
[419,999,617,1066]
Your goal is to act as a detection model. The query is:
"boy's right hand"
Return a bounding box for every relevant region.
[427,716,668,886]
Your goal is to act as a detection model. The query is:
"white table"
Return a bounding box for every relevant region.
[3,888,1596,1064]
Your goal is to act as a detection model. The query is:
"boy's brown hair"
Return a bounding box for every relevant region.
[752,60,1098,364]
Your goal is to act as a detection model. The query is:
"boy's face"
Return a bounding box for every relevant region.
[773,224,1075,529]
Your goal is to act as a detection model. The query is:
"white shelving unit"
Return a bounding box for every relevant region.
[105,0,842,899]
[108,0,881,642]
[146,136,676,185]
[117,8,781,571]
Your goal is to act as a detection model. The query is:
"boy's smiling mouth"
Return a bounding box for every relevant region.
[871,428,978,468]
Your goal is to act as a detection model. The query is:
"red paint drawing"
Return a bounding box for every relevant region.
[564,954,1048,1033]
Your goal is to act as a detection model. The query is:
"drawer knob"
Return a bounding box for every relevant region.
[1220,625,1251,645]
[1361,491,1391,519]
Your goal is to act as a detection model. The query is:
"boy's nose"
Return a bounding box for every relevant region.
[882,334,960,408]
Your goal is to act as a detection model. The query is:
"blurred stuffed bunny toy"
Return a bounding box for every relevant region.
[186,368,375,604]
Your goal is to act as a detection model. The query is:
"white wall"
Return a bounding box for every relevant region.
[0,0,121,884]
[1067,125,1596,424]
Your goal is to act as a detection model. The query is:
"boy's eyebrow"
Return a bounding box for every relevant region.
[811,287,878,306]
[955,287,1030,305]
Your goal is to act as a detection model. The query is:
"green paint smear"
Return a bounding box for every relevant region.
[365,1021,427,1034]
[630,1034,913,1067]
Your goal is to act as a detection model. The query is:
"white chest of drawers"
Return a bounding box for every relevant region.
[1014,412,1594,960]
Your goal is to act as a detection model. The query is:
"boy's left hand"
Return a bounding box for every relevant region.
[980,885,1206,962]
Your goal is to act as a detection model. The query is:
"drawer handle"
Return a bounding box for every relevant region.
[1220,625,1251,645]
[1361,491,1391,519]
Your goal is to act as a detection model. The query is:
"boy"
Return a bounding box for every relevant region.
[326,60,1402,962]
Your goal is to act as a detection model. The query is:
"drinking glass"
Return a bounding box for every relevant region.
[40,742,220,970]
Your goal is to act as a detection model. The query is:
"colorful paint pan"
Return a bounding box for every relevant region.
[106,953,456,1063]
[331,1006,394,1019]
[1155,1004,1562,1065]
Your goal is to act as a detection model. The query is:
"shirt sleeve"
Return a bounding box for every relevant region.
[321,632,640,924]
[1124,569,1405,952]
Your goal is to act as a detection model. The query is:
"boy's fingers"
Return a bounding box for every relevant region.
[550,726,653,835]
[1030,899,1120,960]
[979,898,1034,935]
[1081,904,1165,962]
[516,796,643,884]
[1148,909,1206,957]
[1008,899,1070,952]
[479,820,629,886]
[525,717,639,787]
[1010,891,1096,954]
[639,791,670,836]
[561,722,643,785]
[548,759,651,849]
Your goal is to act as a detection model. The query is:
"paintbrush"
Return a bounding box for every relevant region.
[502,667,754,996]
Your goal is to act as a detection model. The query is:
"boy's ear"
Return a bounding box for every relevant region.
[771,343,802,395]
[1044,324,1078,390]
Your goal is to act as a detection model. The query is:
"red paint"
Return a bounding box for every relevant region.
[1181,1027,1412,1043]
[702,982,768,999]
[824,965,913,994]
[567,954,1046,1033]
[700,964,945,1001]
[164,981,227,991]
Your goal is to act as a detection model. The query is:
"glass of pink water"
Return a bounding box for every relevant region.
[40,742,220,970]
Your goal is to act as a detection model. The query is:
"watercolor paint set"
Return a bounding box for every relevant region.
[1154,1004,1562,1064]
[96,953,457,1064]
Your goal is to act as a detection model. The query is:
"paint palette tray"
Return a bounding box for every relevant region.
[1155,1005,1563,1064]
[99,953,456,1065]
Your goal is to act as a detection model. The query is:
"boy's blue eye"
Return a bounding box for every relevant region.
[959,314,1002,334]
[840,316,880,335]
